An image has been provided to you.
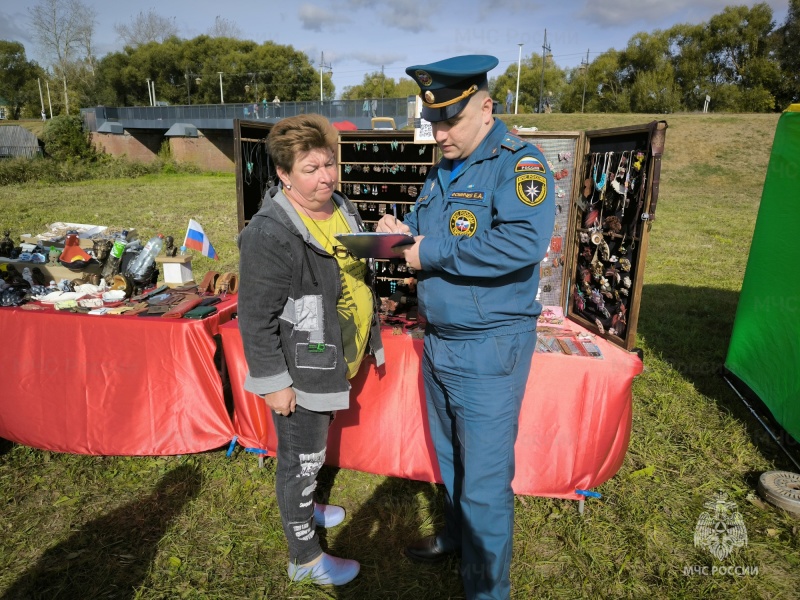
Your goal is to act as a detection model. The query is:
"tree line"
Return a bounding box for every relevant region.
[1,0,797,120]
[492,2,799,114]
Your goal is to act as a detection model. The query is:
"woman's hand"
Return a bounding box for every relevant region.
[262,387,296,416]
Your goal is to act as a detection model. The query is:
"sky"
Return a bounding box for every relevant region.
[1,0,790,97]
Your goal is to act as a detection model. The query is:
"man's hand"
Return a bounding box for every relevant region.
[376,214,411,234]
[376,215,423,269]
[402,237,424,270]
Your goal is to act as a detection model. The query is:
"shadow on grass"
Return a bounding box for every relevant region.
[327,476,463,599]
[638,282,800,470]
[0,463,202,600]
[0,438,13,457]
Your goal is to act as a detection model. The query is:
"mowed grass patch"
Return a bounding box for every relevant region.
[2,112,799,599]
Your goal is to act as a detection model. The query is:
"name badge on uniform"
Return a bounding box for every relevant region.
[449,191,485,201]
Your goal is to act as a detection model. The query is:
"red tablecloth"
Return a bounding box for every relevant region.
[220,317,643,499]
[0,297,238,455]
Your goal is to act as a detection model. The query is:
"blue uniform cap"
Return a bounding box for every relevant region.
[406,55,499,123]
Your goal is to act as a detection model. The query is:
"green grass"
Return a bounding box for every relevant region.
[2,112,800,599]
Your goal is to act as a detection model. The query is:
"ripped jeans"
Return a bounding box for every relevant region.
[272,404,334,564]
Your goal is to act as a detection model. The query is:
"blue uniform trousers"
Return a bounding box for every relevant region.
[422,330,537,600]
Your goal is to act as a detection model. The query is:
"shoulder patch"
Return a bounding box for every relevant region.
[514,155,545,173]
[501,133,525,152]
[516,173,547,207]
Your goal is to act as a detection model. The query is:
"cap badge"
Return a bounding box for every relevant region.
[415,70,432,86]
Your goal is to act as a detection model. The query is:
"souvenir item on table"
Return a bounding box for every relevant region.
[163,235,178,257]
[58,233,96,270]
[48,246,62,264]
[126,233,164,282]
[92,238,113,265]
[101,230,129,281]
[0,230,14,258]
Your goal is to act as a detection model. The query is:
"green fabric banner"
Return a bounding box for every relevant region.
[726,105,800,443]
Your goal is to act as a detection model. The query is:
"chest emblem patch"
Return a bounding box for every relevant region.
[515,155,545,173]
[450,209,477,236]
[516,173,547,207]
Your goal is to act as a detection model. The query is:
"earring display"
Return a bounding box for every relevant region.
[337,130,437,297]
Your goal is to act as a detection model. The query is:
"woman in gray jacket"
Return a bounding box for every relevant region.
[237,114,384,586]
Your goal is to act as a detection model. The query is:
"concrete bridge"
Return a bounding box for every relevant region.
[82,98,415,171]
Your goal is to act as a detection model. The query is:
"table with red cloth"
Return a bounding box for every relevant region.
[220,315,643,499]
[0,296,238,455]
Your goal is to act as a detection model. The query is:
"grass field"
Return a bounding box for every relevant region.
[2,112,799,599]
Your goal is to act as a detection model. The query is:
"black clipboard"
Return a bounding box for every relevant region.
[334,232,414,259]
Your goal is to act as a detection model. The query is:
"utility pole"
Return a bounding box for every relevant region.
[46,81,53,117]
[538,29,550,114]
[581,49,589,113]
[319,52,332,103]
[63,75,69,115]
[218,72,224,104]
[37,78,45,114]
[515,43,523,115]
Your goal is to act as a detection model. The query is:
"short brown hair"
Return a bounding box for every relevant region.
[266,113,338,174]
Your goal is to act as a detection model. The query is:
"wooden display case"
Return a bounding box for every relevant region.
[233,119,277,232]
[518,121,667,350]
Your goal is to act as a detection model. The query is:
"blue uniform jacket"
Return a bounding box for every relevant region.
[404,119,555,339]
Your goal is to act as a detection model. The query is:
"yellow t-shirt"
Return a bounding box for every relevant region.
[298,207,374,379]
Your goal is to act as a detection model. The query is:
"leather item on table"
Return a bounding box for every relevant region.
[147,292,178,306]
[162,296,204,318]
[172,283,199,292]
[183,305,218,319]
[404,535,460,564]
[130,284,170,303]
[139,304,172,316]
[198,296,221,306]
[214,272,238,295]
[125,302,150,315]
[198,270,220,294]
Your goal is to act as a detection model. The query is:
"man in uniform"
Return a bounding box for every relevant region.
[377,55,554,599]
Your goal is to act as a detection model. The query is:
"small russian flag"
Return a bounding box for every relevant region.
[183,218,219,260]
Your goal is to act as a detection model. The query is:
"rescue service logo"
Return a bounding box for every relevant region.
[683,491,758,577]
[450,210,477,236]
[516,173,547,207]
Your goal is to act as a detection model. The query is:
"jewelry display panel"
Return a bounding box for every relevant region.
[513,132,581,308]
[337,131,438,298]
[568,122,666,350]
